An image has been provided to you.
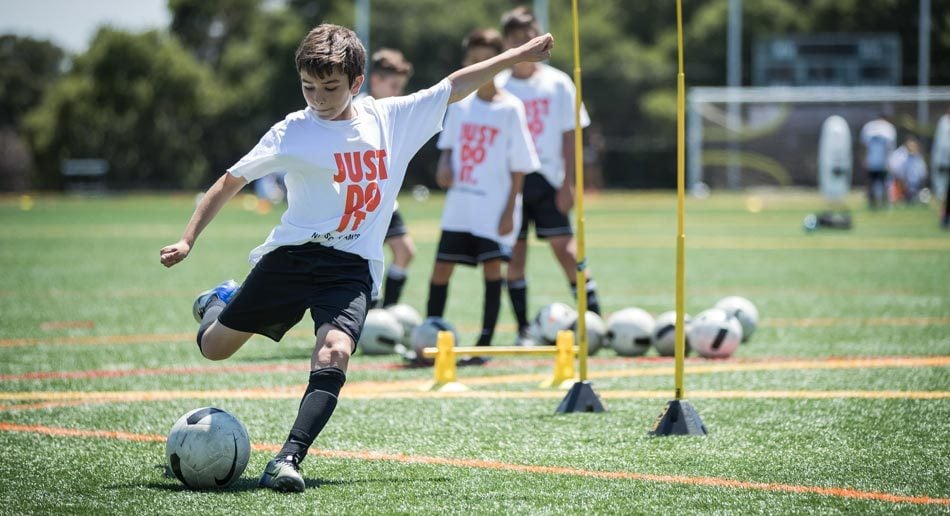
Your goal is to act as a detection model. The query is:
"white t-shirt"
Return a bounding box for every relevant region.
[859,118,896,171]
[436,91,540,247]
[496,63,590,188]
[228,79,451,297]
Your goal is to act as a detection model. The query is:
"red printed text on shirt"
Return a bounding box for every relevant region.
[332,149,388,232]
[458,123,499,185]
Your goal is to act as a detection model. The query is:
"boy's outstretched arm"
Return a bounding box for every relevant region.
[447,33,553,104]
[159,172,247,268]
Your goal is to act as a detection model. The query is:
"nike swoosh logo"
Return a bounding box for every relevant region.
[214,435,239,486]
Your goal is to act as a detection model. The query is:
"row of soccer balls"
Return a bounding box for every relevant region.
[519,295,758,359]
[358,296,759,360]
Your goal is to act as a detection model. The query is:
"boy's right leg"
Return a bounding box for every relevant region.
[426,260,455,317]
[262,323,353,493]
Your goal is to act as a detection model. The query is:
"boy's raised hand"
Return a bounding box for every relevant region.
[160,239,191,268]
[515,33,554,63]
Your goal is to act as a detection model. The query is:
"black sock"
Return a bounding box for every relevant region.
[508,278,528,331]
[427,282,448,318]
[382,267,407,307]
[570,277,601,315]
[196,299,226,356]
[478,279,503,346]
[277,367,347,464]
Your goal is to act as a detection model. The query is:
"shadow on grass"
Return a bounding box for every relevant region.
[116,475,451,493]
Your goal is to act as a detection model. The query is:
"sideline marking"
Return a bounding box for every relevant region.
[3,316,947,348]
[0,421,946,506]
[2,356,947,399]
[1,389,946,411]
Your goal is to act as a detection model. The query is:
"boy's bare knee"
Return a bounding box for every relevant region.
[199,339,236,361]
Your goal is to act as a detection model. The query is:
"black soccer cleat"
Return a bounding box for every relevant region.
[258,456,305,493]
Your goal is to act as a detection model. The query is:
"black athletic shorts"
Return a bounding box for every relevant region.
[217,242,372,347]
[385,209,408,239]
[436,230,511,266]
[519,172,573,240]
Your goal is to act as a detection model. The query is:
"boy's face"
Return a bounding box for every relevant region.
[370,73,408,99]
[463,45,499,67]
[300,68,364,121]
[504,27,538,50]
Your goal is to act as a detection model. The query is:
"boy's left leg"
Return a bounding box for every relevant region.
[549,235,601,315]
[261,323,352,493]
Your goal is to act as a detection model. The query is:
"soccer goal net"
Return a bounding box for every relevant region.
[687,86,950,190]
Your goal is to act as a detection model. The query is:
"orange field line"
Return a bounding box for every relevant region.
[0,421,945,506]
[764,316,950,328]
[1,388,947,411]
[3,315,948,348]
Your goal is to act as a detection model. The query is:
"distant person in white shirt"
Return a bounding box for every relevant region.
[887,137,928,204]
[859,114,897,210]
[358,48,416,307]
[159,23,554,492]
[497,6,601,346]
[428,28,540,363]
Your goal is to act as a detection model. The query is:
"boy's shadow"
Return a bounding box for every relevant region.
[114,466,449,493]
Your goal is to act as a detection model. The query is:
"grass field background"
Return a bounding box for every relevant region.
[0,190,947,514]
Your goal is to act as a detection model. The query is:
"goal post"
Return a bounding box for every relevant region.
[688,86,950,191]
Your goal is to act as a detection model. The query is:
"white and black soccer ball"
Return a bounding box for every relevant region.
[166,407,250,490]
[357,308,404,355]
[652,310,692,357]
[688,308,743,358]
[534,302,578,344]
[407,316,458,366]
[385,303,423,346]
[714,296,759,342]
[606,308,656,357]
[570,310,607,355]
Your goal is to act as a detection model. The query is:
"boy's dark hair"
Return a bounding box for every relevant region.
[371,48,413,78]
[295,24,366,86]
[501,6,540,37]
[463,28,504,55]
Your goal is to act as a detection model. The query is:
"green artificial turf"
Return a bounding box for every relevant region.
[0,191,947,514]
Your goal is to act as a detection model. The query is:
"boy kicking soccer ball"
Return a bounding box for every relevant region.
[497,7,602,345]
[159,24,554,492]
[426,28,539,363]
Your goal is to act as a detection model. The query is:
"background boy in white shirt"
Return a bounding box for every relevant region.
[159,23,554,492]
[428,28,540,362]
[358,48,417,307]
[497,6,602,346]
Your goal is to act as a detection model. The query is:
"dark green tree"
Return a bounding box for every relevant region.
[0,35,65,128]
[25,28,221,189]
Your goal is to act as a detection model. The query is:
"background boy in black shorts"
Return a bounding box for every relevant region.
[427,29,539,361]
[358,48,417,307]
[497,7,602,346]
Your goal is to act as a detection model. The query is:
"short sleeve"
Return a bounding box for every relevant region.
[376,79,452,159]
[228,125,286,182]
[508,103,541,173]
[557,78,591,132]
[437,104,458,150]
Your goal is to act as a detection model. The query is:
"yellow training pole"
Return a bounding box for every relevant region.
[648,0,705,435]
[673,0,687,400]
[571,0,589,381]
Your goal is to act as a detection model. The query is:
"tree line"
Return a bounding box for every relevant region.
[1,0,946,191]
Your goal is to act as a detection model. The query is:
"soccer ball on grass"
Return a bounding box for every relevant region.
[165,407,250,490]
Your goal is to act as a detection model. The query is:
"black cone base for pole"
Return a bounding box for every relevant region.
[649,399,707,436]
[555,381,606,413]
